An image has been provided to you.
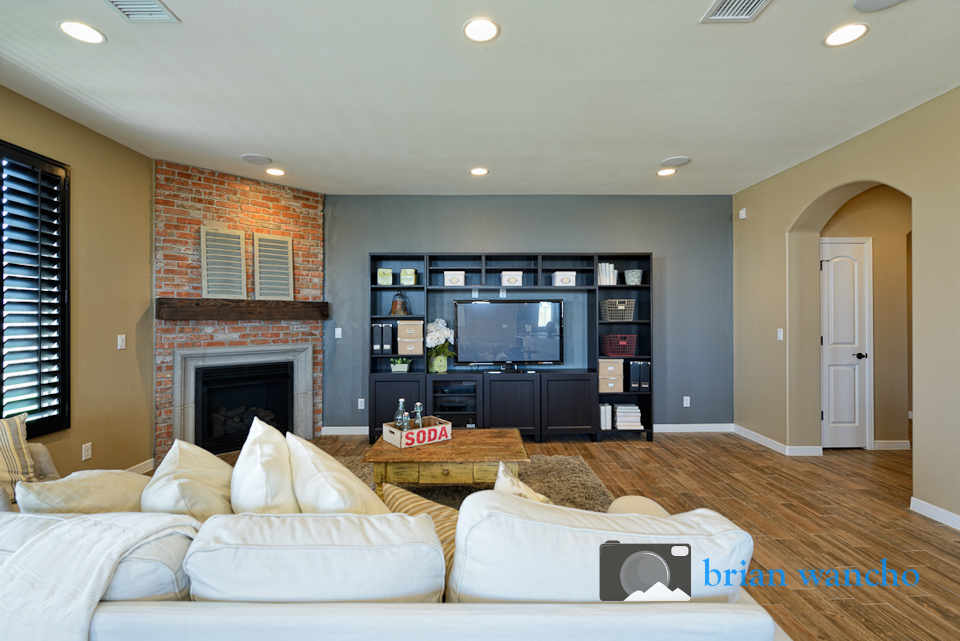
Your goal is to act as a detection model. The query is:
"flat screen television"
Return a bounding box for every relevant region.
[454,300,563,366]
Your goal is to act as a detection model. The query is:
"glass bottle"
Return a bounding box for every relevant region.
[394,398,406,428]
[413,402,424,429]
[402,412,410,431]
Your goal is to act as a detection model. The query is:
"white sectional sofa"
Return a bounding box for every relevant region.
[0,488,790,641]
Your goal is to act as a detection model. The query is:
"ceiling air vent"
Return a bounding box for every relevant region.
[254,233,294,301]
[103,0,179,23]
[201,226,247,300]
[701,0,773,23]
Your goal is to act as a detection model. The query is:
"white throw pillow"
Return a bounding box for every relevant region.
[0,413,36,503]
[15,470,149,514]
[141,440,233,521]
[230,417,300,514]
[493,460,553,504]
[184,513,444,603]
[286,432,389,515]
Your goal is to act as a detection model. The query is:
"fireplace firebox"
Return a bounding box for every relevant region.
[195,362,294,454]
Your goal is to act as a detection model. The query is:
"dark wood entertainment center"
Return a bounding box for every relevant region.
[367,253,653,443]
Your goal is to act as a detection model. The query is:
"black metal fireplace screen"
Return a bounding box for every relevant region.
[195,361,294,454]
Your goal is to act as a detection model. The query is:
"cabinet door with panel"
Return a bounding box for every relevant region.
[483,374,540,440]
[368,374,424,444]
[541,372,599,439]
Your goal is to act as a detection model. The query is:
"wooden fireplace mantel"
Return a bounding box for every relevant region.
[155,298,329,321]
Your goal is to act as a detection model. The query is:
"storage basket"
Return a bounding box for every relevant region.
[600,299,636,321]
[601,334,637,357]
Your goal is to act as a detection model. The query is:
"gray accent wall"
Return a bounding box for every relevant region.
[322,196,733,427]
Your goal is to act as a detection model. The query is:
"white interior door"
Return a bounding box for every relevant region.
[821,238,873,449]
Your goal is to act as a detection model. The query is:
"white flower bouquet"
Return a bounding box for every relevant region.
[425,318,456,358]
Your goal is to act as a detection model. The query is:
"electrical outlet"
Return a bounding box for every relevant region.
[683,396,691,408]
[82,442,92,461]
[117,334,126,350]
[358,398,365,410]
[777,328,784,341]
[334,327,342,339]
[739,207,747,220]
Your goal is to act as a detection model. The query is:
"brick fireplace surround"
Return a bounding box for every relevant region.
[154,161,324,463]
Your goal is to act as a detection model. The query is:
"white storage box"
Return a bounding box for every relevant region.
[383,416,453,449]
[501,271,523,286]
[553,271,576,286]
[444,271,465,286]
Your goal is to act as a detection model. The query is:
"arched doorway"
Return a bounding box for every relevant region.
[784,182,912,448]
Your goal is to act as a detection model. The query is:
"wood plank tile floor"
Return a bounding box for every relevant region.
[317,431,959,641]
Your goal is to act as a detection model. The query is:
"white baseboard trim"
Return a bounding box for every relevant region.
[911,497,960,532]
[320,426,367,435]
[732,424,823,456]
[654,423,735,433]
[127,459,155,474]
[874,440,912,450]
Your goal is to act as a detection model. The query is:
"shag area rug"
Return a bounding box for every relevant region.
[339,454,614,512]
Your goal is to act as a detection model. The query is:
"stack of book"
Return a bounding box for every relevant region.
[599,403,613,430]
[613,404,643,430]
[598,263,618,285]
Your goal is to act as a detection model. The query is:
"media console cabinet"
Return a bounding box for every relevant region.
[368,253,653,443]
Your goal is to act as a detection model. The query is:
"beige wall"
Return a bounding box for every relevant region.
[821,185,911,442]
[734,86,960,514]
[0,86,155,474]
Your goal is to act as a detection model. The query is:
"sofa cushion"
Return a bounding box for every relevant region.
[447,490,753,604]
[0,513,192,600]
[0,413,36,503]
[230,417,300,514]
[141,440,233,521]
[493,460,553,504]
[286,432,389,515]
[15,470,149,514]
[382,483,457,581]
[184,513,445,603]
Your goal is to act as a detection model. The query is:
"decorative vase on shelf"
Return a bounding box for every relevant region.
[429,354,448,374]
[425,318,455,374]
[389,290,410,316]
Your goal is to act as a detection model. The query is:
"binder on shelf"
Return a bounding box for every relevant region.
[628,361,640,392]
[640,360,651,389]
[371,323,382,354]
[381,324,393,355]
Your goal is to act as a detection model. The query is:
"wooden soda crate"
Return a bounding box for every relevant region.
[382,415,453,449]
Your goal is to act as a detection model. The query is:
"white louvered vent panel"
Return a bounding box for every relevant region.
[201,227,247,300]
[701,0,773,23]
[254,233,294,301]
[103,0,179,22]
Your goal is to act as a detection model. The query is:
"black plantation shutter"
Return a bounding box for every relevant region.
[0,141,70,438]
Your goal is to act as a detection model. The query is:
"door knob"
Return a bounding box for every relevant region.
[854,352,868,360]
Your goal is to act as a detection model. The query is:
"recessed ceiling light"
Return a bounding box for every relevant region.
[59,21,106,44]
[657,168,677,177]
[241,154,273,165]
[464,18,499,43]
[660,156,691,168]
[470,167,489,176]
[266,168,285,176]
[825,23,868,46]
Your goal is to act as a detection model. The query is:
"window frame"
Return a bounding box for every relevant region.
[0,139,71,439]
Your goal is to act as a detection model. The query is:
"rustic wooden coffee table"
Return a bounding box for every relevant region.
[362,428,529,498]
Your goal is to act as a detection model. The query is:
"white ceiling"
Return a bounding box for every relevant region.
[1,0,959,195]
